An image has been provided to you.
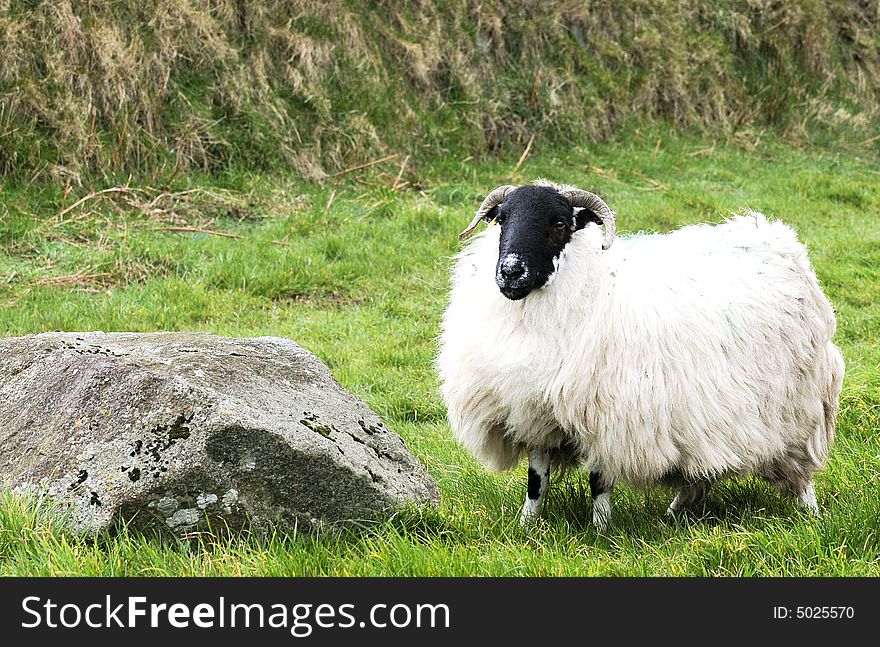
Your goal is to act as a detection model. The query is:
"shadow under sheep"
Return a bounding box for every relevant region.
[540,473,814,538]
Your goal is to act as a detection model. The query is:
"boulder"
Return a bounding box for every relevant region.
[0,332,440,536]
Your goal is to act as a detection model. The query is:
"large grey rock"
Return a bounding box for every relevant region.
[0,332,440,536]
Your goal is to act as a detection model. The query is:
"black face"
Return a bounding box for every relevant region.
[487,186,598,300]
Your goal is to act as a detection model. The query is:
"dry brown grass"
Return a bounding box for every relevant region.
[49,185,257,227]
[0,1,877,181]
[29,270,114,292]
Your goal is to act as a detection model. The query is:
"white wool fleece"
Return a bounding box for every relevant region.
[437,212,844,487]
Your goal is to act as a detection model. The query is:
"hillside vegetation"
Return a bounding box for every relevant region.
[1,0,878,181]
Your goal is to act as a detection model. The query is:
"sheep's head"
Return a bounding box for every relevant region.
[460,181,616,301]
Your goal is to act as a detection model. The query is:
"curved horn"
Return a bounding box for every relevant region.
[559,188,616,250]
[459,185,517,241]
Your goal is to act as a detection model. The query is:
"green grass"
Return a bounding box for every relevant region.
[1,131,879,575]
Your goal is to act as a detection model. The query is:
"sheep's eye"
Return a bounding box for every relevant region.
[495,213,507,225]
[554,221,567,230]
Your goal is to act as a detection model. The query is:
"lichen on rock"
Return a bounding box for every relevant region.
[0,332,440,537]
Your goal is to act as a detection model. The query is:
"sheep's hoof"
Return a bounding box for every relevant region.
[797,500,821,518]
[519,502,542,526]
[796,482,821,517]
[665,496,684,517]
[519,511,539,526]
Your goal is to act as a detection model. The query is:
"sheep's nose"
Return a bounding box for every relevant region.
[498,256,527,283]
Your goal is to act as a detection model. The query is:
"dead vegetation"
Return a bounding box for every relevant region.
[0,1,878,181]
[29,270,114,292]
[50,185,258,229]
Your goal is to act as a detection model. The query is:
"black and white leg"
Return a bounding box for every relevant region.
[520,448,551,524]
[666,480,710,516]
[589,472,613,530]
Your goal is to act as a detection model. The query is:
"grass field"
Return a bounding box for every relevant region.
[1,130,878,575]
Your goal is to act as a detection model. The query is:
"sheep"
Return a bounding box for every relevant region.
[437,179,844,529]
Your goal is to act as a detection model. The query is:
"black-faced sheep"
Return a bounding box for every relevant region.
[437,180,844,529]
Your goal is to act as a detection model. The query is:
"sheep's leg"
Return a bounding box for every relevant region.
[589,472,613,531]
[796,480,820,517]
[519,448,551,524]
[757,459,821,517]
[666,480,710,516]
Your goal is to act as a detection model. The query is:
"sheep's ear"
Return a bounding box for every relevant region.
[482,205,500,222]
[574,207,601,230]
